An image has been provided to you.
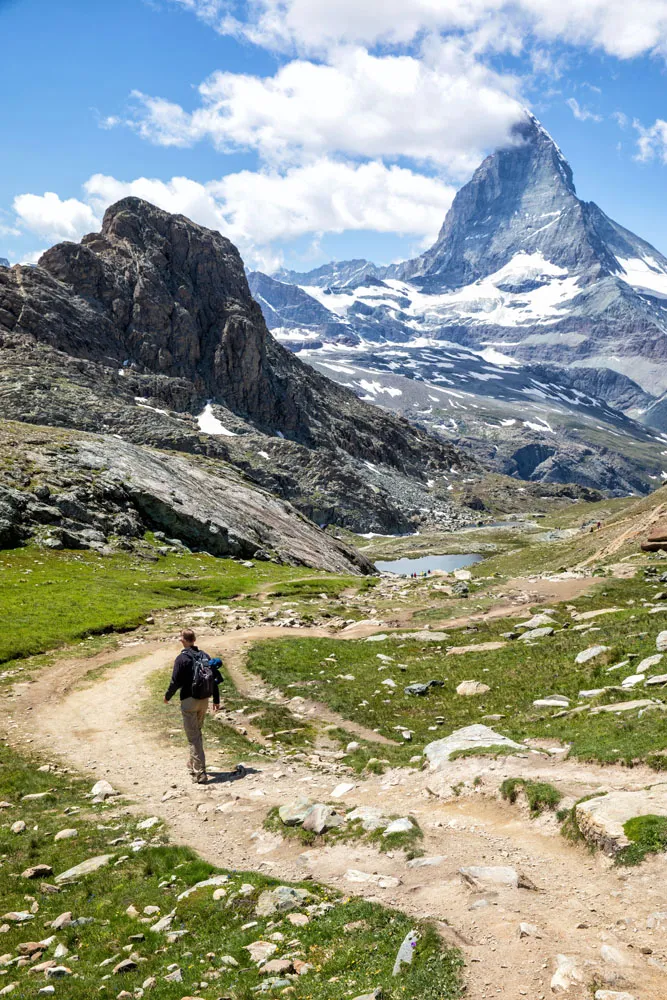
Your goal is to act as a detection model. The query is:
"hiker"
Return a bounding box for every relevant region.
[163,628,223,784]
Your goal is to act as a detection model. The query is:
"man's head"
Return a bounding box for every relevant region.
[180,628,196,648]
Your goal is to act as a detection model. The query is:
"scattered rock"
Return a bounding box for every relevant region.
[21,864,53,879]
[460,866,538,890]
[590,699,663,715]
[533,695,569,708]
[550,954,584,992]
[302,804,346,835]
[331,783,356,799]
[54,829,77,842]
[245,941,278,964]
[347,807,388,832]
[575,645,610,664]
[10,822,25,835]
[383,818,414,837]
[113,959,138,974]
[594,992,635,1000]
[44,966,72,979]
[278,800,313,827]
[456,680,491,697]
[55,854,113,883]
[518,922,541,938]
[520,626,555,640]
[645,673,667,686]
[637,654,663,674]
[576,787,667,852]
[90,780,116,800]
[392,929,419,976]
[261,959,294,975]
[177,874,230,900]
[424,725,523,768]
[1,912,34,924]
[255,886,311,917]
[345,870,401,889]
[447,641,506,656]
[404,680,444,696]
[657,631,667,652]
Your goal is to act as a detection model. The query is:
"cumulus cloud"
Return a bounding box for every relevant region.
[122,43,524,176]
[634,118,667,163]
[12,192,99,242]
[173,0,667,59]
[566,97,602,122]
[13,160,455,269]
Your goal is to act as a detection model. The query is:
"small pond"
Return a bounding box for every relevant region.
[374,553,484,575]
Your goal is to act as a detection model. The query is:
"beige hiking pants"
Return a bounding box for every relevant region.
[180,697,209,778]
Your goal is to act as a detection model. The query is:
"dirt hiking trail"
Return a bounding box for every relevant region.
[4,575,667,999]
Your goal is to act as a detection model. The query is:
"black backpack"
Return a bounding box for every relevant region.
[188,649,215,699]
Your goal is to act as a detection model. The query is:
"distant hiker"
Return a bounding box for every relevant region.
[163,628,223,784]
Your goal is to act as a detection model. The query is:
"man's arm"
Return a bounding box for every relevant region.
[164,653,186,702]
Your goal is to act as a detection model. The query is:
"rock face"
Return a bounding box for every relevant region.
[0,198,468,536]
[575,787,667,852]
[0,423,370,573]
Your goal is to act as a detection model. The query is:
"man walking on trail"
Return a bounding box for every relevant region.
[164,628,223,784]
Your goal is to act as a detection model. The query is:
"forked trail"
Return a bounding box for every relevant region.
[4,578,667,999]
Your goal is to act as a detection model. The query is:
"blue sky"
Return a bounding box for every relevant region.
[2,0,667,270]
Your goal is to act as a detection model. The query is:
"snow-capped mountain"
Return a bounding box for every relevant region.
[249,112,667,493]
[254,113,667,398]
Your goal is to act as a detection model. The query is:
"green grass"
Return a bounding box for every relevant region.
[500,778,562,815]
[245,575,667,769]
[0,545,343,666]
[616,815,667,866]
[0,743,463,1000]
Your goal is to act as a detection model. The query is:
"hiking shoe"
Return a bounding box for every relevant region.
[195,773,208,785]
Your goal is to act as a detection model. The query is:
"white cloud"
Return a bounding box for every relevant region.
[123,43,524,176]
[566,97,602,122]
[634,118,667,163]
[12,192,99,242]
[174,0,667,60]
[13,160,455,270]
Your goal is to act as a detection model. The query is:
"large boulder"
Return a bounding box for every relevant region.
[575,787,667,852]
[424,725,523,769]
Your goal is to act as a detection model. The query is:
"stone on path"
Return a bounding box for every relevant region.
[594,992,635,1000]
[575,645,610,664]
[424,725,523,768]
[90,780,116,800]
[392,929,419,976]
[302,804,345,834]
[278,800,313,827]
[331,783,356,799]
[575,787,667,852]
[347,807,388,832]
[383,817,414,837]
[518,922,541,938]
[456,680,491,696]
[407,855,445,868]
[550,954,584,992]
[345,869,401,889]
[55,854,113,883]
[177,874,230,900]
[460,866,538,890]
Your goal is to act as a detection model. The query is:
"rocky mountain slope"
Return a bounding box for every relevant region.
[0,198,471,537]
[250,113,667,492]
[0,421,371,572]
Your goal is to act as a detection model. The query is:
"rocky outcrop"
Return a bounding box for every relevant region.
[0,199,469,534]
[0,421,372,573]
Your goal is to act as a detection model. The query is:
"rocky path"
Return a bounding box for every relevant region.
[5,580,667,999]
